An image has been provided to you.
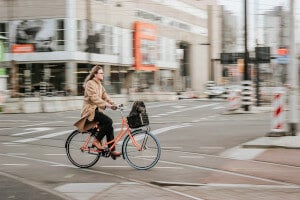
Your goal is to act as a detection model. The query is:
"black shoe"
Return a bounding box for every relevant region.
[111,151,122,160]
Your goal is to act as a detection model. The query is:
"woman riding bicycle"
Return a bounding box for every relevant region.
[74,65,122,158]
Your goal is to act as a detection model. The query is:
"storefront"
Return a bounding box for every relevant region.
[0,0,212,97]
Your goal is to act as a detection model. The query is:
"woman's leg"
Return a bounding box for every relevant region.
[94,110,115,149]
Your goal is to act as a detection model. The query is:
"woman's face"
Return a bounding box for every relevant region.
[95,69,104,81]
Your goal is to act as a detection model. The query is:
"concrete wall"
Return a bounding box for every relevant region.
[2,92,181,113]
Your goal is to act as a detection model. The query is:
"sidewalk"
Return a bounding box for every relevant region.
[0,172,68,200]
[242,134,300,149]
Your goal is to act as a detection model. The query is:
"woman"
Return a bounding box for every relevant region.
[74,65,121,158]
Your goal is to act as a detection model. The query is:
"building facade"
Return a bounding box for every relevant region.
[0,0,222,97]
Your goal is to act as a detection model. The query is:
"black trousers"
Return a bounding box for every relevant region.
[93,109,115,150]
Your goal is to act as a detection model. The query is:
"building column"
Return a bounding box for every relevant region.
[65,0,77,95]
[154,70,160,92]
[103,64,111,86]
[66,0,76,52]
[66,62,77,95]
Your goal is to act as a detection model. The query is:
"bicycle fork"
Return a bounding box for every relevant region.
[140,134,149,150]
[130,132,149,151]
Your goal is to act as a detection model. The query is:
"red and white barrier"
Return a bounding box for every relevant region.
[228,90,241,111]
[271,90,286,133]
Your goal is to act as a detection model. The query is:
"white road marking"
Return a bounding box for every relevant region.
[1,163,29,166]
[151,123,192,136]
[151,103,219,118]
[220,146,266,160]
[199,146,225,150]
[44,154,66,156]
[51,164,72,167]
[20,121,64,128]
[6,153,27,156]
[162,146,182,149]
[172,105,186,109]
[0,127,12,130]
[12,127,54,136]
[10,130,72,144]
[213,106,225,110]
[179,155,205,159]
[2,143,27,146]
[158,113,168,116]
[167,103,219,114]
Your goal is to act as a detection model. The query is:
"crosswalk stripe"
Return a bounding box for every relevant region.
[10,130,72,144]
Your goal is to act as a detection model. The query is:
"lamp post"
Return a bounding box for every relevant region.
[288,0,298,136]
[244,0,249,81]
[242,0,251,111]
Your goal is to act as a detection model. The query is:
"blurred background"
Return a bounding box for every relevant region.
[0,0,298,109]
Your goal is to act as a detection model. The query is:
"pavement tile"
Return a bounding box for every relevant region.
[92,182,192,200]
[0,174,66,200]
[255,149,300,167]
[169,185,300,200]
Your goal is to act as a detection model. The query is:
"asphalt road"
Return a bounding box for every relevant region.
[0,99,299,200]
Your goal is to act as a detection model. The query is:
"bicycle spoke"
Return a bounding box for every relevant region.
[123,130,161,170]
[66,130,100,168]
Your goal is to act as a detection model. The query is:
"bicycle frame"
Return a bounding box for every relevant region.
[81,107,142,154]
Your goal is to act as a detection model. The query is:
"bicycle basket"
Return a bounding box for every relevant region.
[127,112,149,128]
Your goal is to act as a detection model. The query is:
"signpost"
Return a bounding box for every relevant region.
[276,48,289,65]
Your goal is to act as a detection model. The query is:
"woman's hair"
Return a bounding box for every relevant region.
[83,65,102,88]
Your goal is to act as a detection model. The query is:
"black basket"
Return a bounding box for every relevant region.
[127,112,149,128]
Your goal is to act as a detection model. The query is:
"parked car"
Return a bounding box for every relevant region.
[204,81,226,99]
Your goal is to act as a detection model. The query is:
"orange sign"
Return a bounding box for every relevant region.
[12,44,34,53]
[277,48,288,55]
[133,21,157,71]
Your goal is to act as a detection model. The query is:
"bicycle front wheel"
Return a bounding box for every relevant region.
[122,130,161,170]
[65,130,100,168]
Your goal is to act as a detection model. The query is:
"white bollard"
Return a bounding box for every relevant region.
[241,81,253,111]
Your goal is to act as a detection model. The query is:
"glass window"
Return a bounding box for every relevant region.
[56,19,65,50]
[16,63,66,96]
[77,20,87,51]
[0,22,9,52]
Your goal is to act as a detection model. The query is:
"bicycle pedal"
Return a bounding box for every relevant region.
[101,148,111,157]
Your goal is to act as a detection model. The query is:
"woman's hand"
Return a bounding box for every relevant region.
[105,103,117,110]
[111,105,118,110]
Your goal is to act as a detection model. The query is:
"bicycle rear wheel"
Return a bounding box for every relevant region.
[122,130,161,170]
[65,130,100,168]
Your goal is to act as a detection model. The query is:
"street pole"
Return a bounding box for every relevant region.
[244,0,248,81]
[243,0,250,111]
[288,0,298,136]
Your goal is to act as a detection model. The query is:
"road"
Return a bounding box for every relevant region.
[0,99,299,200]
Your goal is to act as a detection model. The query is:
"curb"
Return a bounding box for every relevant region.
[242,135,300,149]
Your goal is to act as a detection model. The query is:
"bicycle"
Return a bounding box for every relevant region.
[65,105,161,170]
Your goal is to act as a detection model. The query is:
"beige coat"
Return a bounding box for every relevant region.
[74,78,114,132]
